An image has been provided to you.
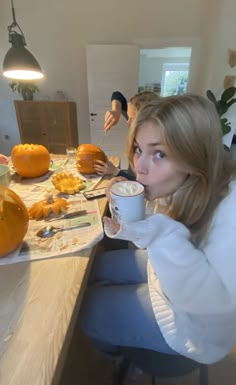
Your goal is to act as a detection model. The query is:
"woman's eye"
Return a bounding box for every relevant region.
[154,151,166,159]
[134,146,141,155]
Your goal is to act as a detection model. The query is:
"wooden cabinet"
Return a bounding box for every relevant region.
[14,101,79,154]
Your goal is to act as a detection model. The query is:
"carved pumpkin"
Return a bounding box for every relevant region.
[0,185,29,257]
[11,144,50,178]
[77,144,107,174]
[28,190,68,220]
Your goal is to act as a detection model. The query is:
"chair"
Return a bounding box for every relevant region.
[113,347,209,385]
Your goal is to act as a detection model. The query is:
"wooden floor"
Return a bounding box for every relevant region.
[59,324,236,385]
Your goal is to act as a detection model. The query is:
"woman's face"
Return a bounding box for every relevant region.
[133,121,188,200]
[127,103,137,128]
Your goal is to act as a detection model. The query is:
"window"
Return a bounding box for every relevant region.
[161,63,190,97]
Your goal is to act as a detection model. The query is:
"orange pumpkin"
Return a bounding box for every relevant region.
[28,195,68,220]
[11,144,50,178]
[77,144,107,174]
[0,185,29,257]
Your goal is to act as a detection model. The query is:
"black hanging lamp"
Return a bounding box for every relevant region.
[3,0,44,80]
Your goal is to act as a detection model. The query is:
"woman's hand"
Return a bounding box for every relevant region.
[105,176,128,201]
[104,110,121,132]
[103,216,120,235]
[94,160,119,176]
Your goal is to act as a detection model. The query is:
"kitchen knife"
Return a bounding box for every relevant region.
[45,209,87,222]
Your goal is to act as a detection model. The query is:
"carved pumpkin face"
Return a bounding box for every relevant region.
[11,144,50,178]
[77,144,107,174]
[0,185,29,257]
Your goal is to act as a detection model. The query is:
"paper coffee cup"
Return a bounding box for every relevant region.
[110,181,145,223]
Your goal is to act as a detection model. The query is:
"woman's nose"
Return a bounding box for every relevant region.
[135,156,148,174]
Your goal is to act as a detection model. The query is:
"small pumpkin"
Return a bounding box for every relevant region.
[28,191,68,220]
[11,144,50,178]
[77,144,107,174]
[0,185,29,257]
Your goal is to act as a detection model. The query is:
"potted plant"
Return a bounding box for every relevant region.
[206,87,236,136]
[9,80,40,101]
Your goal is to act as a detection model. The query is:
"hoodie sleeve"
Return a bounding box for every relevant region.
[104,196,236,314]
[104,213,188,249]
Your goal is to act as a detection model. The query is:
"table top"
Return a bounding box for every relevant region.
[0,160,117,385]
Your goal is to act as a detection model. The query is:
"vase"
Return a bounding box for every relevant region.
[22,89,33,100]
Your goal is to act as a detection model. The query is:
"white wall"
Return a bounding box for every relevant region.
[0,0,235,155]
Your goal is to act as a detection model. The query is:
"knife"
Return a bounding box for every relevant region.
[100,131,107,147]
[45,209,87,222]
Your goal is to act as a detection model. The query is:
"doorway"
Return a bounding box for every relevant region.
[138,47,192,96]
[86,45,192,167]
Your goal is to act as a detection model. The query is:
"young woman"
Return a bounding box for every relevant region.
[94,91,160,178]
[80,94,236,364]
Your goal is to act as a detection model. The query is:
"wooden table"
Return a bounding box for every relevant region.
[0,173,113,385]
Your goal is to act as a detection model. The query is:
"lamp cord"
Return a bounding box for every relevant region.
[8,0,26,45]
[11,0,17,26]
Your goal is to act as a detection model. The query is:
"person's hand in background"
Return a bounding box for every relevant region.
[104,110,121,132]
[0,154,8,165]
[104,99,122,132]
[94,159,120,176]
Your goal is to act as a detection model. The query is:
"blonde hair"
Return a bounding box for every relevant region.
[127,94,236,244]
[129,91,160,111]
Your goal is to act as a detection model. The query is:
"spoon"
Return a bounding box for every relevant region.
[36,222,91,238]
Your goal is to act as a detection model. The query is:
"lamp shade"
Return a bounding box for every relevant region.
[3,45,44,80]
[3,2,44,81]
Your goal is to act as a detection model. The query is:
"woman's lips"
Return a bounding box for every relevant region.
[136,180,148,190]
[138,183,149,194]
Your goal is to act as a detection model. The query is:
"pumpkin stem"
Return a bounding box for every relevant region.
[45,189,54,204]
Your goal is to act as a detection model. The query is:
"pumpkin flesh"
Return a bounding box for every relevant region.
[28,196,68,220]
[0,185,29,257]
[11,144,50,178]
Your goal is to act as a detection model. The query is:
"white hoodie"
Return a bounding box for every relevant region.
[104,182,236,364]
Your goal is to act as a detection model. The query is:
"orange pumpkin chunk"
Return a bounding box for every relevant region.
[28,193,68,220]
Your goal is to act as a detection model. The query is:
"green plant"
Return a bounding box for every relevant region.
[9,80,40,100]
[206,87,236,136]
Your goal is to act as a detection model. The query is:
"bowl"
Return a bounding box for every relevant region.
[0,164,11,187]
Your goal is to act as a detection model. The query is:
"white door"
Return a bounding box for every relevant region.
[86,44,140,166]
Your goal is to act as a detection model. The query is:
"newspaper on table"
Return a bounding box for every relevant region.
[0,158,105,265]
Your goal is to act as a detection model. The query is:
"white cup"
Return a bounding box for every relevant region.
[110,181,145,223]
